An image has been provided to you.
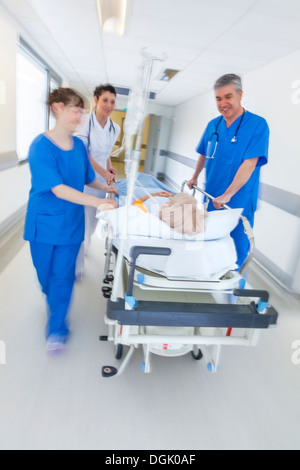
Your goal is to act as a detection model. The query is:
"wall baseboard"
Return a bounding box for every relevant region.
[0,151,18,172]
[0,204,27,239]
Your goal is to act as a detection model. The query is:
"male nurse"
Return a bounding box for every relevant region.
[188,74,269,269]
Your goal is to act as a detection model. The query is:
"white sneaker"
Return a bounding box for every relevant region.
[46,335,65,355]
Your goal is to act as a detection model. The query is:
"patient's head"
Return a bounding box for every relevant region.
[159,193,206,236]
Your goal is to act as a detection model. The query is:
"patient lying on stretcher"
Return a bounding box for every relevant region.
[132,190,206,236]
[112,173,206,236]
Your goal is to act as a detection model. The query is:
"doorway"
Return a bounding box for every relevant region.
[110,110,150,178]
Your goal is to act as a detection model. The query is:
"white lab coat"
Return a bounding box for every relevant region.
[76,112,120,275]
[77,112,120,194]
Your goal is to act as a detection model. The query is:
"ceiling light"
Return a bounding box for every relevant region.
[97,0,128,36]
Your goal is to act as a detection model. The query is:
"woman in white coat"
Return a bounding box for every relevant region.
[76,84,121,277]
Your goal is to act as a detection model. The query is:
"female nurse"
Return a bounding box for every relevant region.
[24,88,117,354]
[76,84,121,276]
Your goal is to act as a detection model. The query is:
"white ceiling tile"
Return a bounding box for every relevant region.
[210,35,297,62]
[131,0,258,23]
[252,0,300,21]
[227,12,300,48]
[188,51,267,78]
[17,16,51,36]
[1,0,40,19]
[128,0,260,51]
[3,0,300,107]
[28,0,106,68]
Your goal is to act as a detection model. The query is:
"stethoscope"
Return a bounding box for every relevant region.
[206,108,246,159]
[90,113,116,133]
[87,113,116,149]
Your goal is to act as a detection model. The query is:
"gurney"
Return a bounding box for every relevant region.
[96,51,278,378]
[97,181,278,378]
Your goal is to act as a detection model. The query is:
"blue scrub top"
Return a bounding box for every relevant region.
[196,111,269,216]
[24,134,96,245]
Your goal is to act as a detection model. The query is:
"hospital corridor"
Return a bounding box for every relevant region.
[1,0,300,452]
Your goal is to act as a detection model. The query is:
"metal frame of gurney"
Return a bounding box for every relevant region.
[99,182,278,378]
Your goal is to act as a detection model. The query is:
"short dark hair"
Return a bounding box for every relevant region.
[47,87,85,108]
[93,84,117,99]
[214,74,242,93]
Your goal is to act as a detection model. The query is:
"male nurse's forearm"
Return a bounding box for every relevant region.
[224,157,259,198]
[213,157,259,209]
[52,184,101,209]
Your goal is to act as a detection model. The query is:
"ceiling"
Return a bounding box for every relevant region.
[1,0,300,106]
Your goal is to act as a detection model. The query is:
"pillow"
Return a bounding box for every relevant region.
[204,208,243,240]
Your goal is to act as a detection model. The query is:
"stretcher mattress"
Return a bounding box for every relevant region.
[97,206,243,280]
[112,235,238,280]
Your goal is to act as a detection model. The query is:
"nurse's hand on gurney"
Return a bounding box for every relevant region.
[104,184,118,195]
[87,179,117,195]
[212,193,232,210]
[104,170,116,186]
[97,199,118,211]
[187,177,198,191]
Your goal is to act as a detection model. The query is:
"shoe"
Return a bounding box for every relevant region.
[46,335,66,355]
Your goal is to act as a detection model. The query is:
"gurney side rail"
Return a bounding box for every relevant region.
[127,246,172,296]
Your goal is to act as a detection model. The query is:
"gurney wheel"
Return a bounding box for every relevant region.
[102,366,118,378]
[191,349,203,360]
[103,274,114,284]
[114,343,123,360]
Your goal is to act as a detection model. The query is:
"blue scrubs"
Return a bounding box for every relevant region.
[196,111,269,268]
[24,134,96,339]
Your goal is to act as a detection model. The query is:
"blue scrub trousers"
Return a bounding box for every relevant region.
[30,242,81,339]
[230,211,254,270]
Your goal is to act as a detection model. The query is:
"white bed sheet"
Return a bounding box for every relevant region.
[113,235,237,280]
[97,204,242,280]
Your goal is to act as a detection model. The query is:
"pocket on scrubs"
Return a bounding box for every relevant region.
[36,214,66,243]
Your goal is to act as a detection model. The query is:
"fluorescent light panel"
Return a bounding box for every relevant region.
[157,68,180,82]
[97,0,128,36]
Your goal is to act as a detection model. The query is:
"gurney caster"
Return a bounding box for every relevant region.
[102,286,112,299]
[115,343,123,360]
[191,348,203,360]
[102,366,118,378]
[101,345,136,379]
[103,274,114,284]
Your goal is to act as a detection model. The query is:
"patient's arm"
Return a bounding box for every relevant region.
[137,191,175,203]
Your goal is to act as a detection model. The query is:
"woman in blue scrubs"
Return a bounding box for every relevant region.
[188,74,269,269]
[24,88,117,354]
